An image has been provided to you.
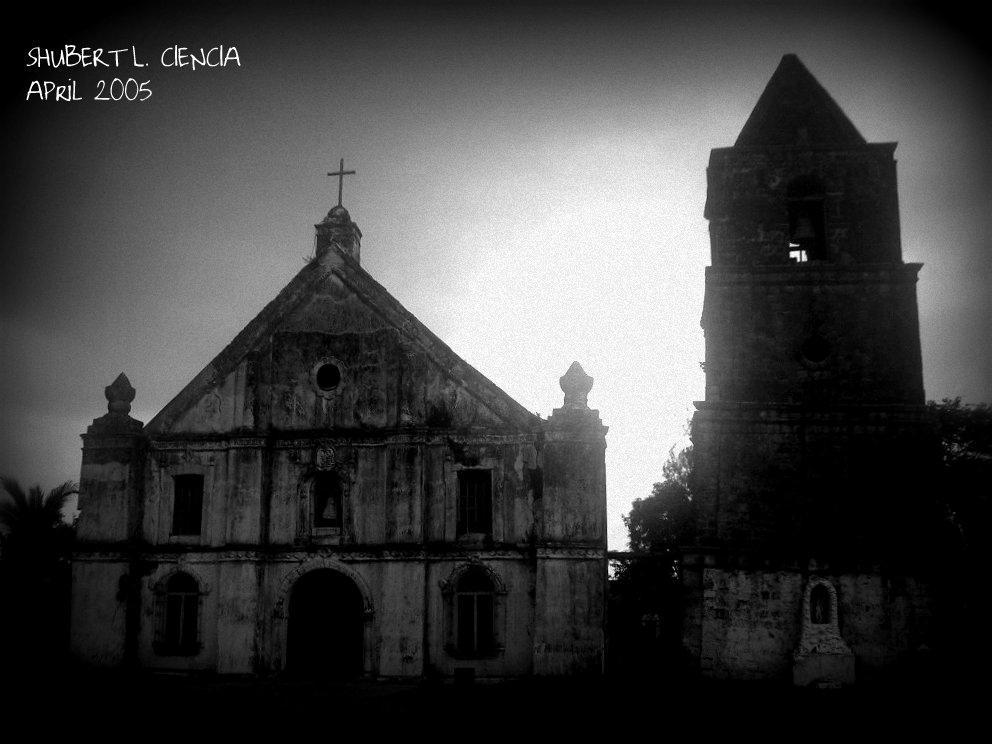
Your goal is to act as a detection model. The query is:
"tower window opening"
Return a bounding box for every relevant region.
[786,176,828,262]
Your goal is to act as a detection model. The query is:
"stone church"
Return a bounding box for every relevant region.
[70,190,608,678]
[680,55,939,685]
[70,54,939,686]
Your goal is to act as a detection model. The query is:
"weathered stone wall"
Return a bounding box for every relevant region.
[835,572,932,670]
[540,437,607,544]
[74,384,605,679]
[533,554,606,674]
[684,566,933,680]
[691,407,939,555]
[72,223,608,678]
[143,444,264,547]
[701,265,925,406]
[77,433,145,544]
[681,57,938,684]
[166,275,519,435]
[426,558,537,678]
[705,144,901,267]
[77,458,138,544]
[69,560,128,666]
[136,560,221,671]
[215,561,260,673]
[143,436,539,548]
[697,567,802,680]
[111,553,554,678]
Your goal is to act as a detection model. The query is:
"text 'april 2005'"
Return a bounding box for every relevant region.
[24,45,242,102]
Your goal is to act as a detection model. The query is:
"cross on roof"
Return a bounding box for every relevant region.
[327,158,356,207]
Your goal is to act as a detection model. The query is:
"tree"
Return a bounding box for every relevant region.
[0,476,77,567]
[616,400,992,668]
[609,445,696,676]
[925,398,992,663]
[624,445,695,555]
[0,476,78,672]
[927,397,992,558]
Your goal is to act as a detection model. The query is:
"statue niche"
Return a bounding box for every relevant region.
[792,577,855,688]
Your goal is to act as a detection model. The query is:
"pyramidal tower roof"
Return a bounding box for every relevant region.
[734,54,866,148]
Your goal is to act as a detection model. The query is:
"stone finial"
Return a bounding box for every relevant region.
[105,372,136,415]
[560,361,593,410]
[315,205,362,263]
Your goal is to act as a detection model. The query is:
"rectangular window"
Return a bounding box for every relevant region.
[171,474,203,536]
[457,469,492,536]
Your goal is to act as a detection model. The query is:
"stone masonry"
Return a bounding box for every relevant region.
[681,55,939,684]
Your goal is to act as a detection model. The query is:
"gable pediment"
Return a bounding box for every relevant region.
[146,248,538,436]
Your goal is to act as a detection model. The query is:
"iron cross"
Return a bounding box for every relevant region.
[327,158,356,207]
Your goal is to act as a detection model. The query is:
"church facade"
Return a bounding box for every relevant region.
[680,55,938,685]
[70,201,607,678]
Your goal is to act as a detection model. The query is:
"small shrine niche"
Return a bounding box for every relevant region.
[810,584,831,624]
[792,577,854,688]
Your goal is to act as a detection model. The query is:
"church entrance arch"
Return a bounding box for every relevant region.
[287,568,364,678]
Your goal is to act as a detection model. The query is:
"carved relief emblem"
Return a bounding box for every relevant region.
[316,445,336,471]
[204,391,221,416]
[282,390,307,418]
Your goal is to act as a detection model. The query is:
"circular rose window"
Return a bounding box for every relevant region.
[315,363,341,391]
[800,336,831,365]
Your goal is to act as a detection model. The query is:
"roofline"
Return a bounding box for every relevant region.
[145,246,541,435]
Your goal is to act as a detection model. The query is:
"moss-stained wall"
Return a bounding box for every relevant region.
[683,57,938,683]
[72,225,607,678]
[685,566,932,681]
[70,561,128,666]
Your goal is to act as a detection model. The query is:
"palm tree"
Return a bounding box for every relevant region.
[0,476,78,672]
[0,476,77,564]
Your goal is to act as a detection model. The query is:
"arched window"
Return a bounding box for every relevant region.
[786,176,827,262]
[810,583,831,625]
[157,572,200,656]
[455,566,496,657]
[313,472,342,529]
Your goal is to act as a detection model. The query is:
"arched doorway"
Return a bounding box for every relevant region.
[287,568,364,678]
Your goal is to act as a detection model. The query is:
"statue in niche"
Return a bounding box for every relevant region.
[793,578,854,687]
[810,584,831,624]
[313,472,341,528]
[320,495,338,522]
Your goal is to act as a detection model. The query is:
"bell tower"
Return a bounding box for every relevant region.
[682,55,938,683]
[701,54,923,410]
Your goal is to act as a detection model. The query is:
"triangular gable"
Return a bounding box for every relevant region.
[735,54,866,148]
[145,247,539,435]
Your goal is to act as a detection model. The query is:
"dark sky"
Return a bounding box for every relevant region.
[2,1,989,549]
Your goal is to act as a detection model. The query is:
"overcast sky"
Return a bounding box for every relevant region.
[1,1,989,549]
